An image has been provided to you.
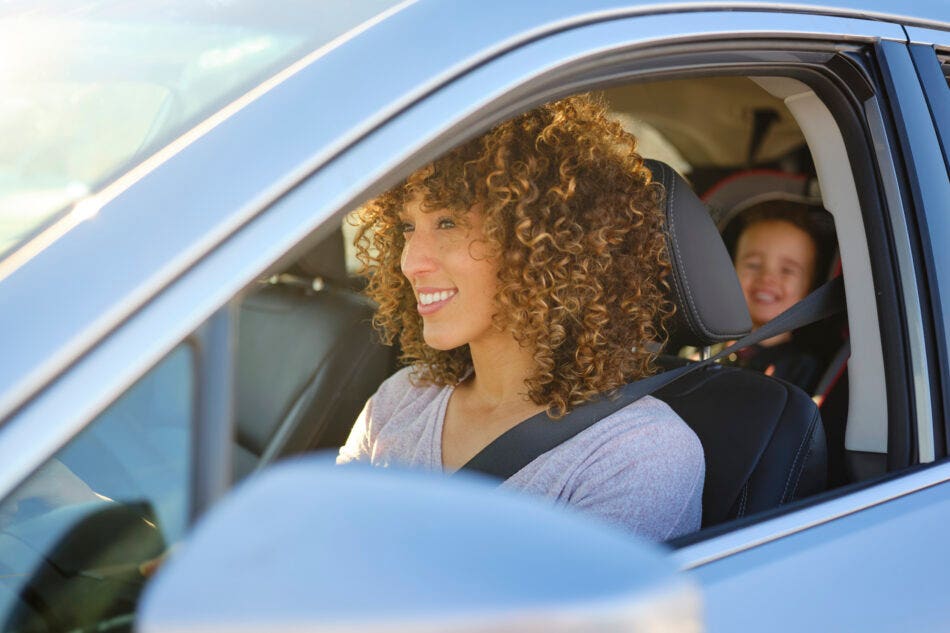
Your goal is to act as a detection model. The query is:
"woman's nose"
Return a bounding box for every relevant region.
[400,231,438,277]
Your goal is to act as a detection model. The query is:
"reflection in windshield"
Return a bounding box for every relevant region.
[0,0,404,259]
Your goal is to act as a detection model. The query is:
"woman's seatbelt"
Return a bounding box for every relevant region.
[460,276,846,480]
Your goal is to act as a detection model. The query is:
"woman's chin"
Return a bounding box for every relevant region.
[422,331,463,351]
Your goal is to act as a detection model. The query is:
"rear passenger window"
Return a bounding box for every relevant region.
[0,344,194,633]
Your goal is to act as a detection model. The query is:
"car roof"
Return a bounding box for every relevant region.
[624,0,947,27]
[0,0,945,428]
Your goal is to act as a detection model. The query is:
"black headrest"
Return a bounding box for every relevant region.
[295,228,348,284]
[645,159,752,347]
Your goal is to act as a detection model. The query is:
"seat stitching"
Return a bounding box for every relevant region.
[663,167,714,341]
[792,443,814,501]
[660,166,694,334]
[789,409,820,501]
[782,407,818,502]
[656,162,746,340]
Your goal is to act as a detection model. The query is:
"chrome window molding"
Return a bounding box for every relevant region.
[905,26,950,47]
[863,95,935,463]
[877,41,950,460]
[674,460,950,569]
[0,10,907,498]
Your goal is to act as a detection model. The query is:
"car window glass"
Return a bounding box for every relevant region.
[0,0,404,262]
[0,344,194,633]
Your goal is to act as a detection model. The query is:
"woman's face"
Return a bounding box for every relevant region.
[734,219,817,328]
[398,195,500,351]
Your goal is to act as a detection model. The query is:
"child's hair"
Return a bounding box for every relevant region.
[724,200,837,289]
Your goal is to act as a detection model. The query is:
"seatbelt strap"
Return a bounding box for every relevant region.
[460,275,845,480]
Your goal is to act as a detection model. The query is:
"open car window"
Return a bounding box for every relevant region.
[236,69,881,525]
[228,23,935,551]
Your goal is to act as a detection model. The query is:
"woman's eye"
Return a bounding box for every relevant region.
[398,221,414,234]
[437,217,456,229]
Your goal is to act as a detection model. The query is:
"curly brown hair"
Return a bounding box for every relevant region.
[355,93,674,416]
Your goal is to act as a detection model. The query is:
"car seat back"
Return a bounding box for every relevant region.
[646,159,827,527]
[234,228,395,479]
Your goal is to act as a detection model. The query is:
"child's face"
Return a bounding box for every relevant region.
[734,219,817,328]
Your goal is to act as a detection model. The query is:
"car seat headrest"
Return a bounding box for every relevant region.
[701,169,821,229]
[295,228,348,284]
[645,159,752,347]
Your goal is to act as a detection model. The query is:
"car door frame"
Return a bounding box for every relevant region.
[903,26,950,456]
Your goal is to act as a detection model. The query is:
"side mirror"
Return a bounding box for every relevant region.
[2,499,165,632]
[139,456,702,632]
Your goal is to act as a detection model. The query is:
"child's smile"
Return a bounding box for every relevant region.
[734,219,817,329]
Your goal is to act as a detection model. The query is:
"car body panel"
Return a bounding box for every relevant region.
[691,472,950,631]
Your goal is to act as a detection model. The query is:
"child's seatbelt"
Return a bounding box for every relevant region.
[460,276,845,480]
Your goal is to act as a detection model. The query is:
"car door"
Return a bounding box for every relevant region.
[680,21,950,633]
[210,7,946,630]
[0,2,947,631]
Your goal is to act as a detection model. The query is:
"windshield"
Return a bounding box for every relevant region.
[0,0,405,259]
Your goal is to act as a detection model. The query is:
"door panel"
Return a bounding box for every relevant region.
[692,475,950,632]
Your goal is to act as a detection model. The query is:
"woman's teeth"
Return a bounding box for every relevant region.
[419,290,456,305]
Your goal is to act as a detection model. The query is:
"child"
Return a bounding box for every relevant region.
[728,200,836,393]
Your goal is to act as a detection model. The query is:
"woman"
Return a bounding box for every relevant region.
[337,94,704,540]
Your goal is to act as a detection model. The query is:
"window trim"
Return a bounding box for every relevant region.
[191,306,237,520]
[674,458,950,569]
[905,26,950,48]
[876,40,950,463]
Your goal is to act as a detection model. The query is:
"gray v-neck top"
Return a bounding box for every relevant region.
[337,367,704,540]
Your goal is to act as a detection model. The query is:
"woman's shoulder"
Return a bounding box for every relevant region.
[608,395,702,448]
[530,395,705,539]
[571,395,705,497]
[537,394,704,481]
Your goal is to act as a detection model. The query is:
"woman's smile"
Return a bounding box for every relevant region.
[398,195,499,350]
[416,287,458,315]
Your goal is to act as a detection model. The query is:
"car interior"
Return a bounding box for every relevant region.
[231,74,878,538]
